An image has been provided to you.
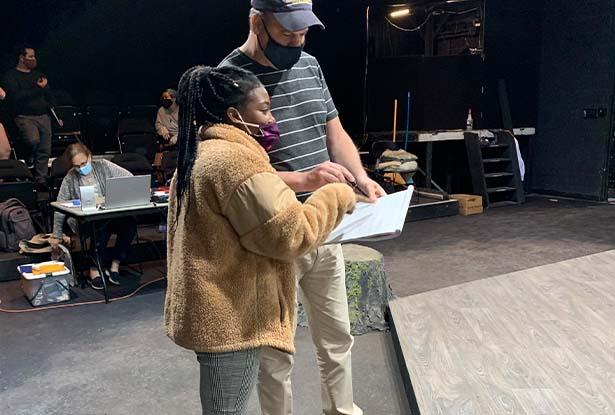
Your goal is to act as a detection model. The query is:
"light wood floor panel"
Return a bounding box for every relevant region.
[391,250,615,415]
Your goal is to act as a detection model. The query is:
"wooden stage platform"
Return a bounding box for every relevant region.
[390,250,615,414]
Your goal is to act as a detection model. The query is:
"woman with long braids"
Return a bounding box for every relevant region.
[164,65,357,415]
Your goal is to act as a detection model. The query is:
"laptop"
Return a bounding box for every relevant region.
[104,175,151,209]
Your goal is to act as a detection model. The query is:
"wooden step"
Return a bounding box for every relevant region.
[484,172,514,179]
[407,199,459,222]
[482,143,509,149]
[482,158,511,163]
[487,186,517,193]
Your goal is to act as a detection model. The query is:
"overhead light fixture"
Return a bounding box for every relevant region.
[389,8,410,18]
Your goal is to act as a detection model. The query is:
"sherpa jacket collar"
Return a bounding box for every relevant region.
[200,123,269,161]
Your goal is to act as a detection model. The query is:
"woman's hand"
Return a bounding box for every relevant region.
[160,127,170,141]
[49,237,61,252]
[304,161,355,190]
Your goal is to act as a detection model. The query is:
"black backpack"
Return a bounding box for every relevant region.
[0,198,36,252]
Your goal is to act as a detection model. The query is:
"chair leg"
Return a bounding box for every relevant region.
[29,209,49,234]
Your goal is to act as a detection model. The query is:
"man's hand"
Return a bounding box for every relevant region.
[355,176,386,202]
[305,161,355,191]
[37,77,48,88]
[57,119,64,127]
[0,87,6,100]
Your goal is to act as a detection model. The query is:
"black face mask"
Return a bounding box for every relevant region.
[162,99,173,109]
[259,20,303,70]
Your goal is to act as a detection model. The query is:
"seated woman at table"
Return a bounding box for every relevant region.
[50,143,137,290]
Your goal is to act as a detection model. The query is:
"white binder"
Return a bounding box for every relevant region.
[325,187,413,244]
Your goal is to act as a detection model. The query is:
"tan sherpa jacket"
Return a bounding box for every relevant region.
[164,123,356,354]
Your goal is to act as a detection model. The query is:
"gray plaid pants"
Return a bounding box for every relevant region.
[196,348,261,414]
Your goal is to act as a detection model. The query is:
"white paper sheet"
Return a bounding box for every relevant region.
[325,187,413,244]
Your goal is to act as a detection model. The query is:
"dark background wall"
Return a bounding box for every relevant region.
[483,0,545,128]
[2,0,614,199]
[530,0,615,200]
[365,0,545,133]
[1,0,367,132]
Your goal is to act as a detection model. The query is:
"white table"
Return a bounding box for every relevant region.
[50,201,168,302]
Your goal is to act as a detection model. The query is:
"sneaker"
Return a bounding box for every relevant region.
[105,270,120,286]
[88,276,104,290]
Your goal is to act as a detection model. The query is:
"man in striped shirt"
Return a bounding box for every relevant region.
[220,1,384,414]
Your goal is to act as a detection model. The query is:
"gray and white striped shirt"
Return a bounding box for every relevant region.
[220,50,338,185]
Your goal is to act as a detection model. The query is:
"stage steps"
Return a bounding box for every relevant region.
[465,131,525,208]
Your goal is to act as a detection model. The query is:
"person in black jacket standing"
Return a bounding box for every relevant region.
[3,47,62,182]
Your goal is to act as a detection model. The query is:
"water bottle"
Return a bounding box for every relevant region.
[466,109,473,130]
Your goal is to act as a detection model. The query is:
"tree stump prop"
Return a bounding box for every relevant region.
[297,244,392,335]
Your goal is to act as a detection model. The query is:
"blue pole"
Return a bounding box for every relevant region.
[404,91,410,151]
[404,91,414,184]
[404,91,411,151]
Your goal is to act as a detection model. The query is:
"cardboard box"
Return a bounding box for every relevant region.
[451,194,483,216]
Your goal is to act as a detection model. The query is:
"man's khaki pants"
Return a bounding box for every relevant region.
[258,244,363,415]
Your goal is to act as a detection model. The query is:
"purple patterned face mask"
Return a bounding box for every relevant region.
[236,113,281,152]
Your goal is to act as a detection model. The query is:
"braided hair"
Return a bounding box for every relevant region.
[174,65,263,219]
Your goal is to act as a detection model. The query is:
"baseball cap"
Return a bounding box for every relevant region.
[251,0,325,31]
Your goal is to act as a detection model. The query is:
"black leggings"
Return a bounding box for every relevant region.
[93,218,137,266]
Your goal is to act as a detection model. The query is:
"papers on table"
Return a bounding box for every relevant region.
[60,200,80,208]
[325,187,413,244]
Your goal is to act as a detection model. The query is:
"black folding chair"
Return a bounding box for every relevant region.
[85,105,120,154]
[0,160,47,231]
[159,151,177,185]
[111,153,155,185]
[117,117,156,136]
[118,133,159,162]
[48,157,72,201]
[0,159,36,206]
[125,105,158,123]
[51,106,83,157]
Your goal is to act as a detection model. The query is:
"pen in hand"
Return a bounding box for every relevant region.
[346,180,371,199]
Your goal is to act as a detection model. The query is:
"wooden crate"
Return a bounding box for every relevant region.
[451,194,483,216]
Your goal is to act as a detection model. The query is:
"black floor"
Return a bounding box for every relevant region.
[2,195,613,414]
[366,195,615,297]
[0,287,410,415]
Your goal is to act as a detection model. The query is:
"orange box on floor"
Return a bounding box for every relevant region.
[451,194,483,216]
